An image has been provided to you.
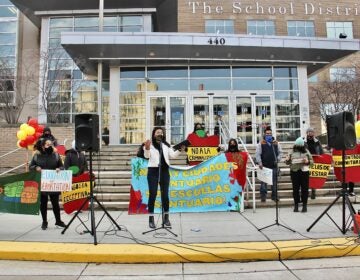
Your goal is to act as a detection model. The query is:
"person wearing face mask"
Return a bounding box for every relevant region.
[304,127,324,199]
[41,127,58,147]
[285,137,313,212]
[143,127,185,229]
[255,127,283,202]
[30,138,66,230]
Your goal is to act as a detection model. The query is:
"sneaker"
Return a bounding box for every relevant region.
[55,221,66,228]
[41,221,48,230]
[349,192,355,197]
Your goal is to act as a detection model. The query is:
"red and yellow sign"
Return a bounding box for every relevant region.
[333,145,360,183]
[186,133,220,165]
[309,154,332,189]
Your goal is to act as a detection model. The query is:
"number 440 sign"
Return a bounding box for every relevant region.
[208,37,226,45]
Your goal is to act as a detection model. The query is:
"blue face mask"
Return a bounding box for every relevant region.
[265,135,273,143]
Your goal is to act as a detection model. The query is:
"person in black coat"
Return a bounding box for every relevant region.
[29,138,66,230]
[64,140,88,175]
[304,127,324,199]
[41,127,58,146]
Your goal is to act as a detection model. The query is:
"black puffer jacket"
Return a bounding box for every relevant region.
[64,149,88,175]
[29,150,63,171]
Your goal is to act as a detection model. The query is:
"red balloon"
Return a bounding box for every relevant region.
[27,118,38,127]
[19,140,27,148]
[35,132,42,139]
[25,135,36,145]
[36,125,44,133]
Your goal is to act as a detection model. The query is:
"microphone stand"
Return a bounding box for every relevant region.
[259,142,295,232]
[143,141,177,236]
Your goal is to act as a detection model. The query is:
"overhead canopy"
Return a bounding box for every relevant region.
[10,0,170,26]
[60,32,360,76]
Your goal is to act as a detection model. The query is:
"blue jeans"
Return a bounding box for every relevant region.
[259,167,278,199]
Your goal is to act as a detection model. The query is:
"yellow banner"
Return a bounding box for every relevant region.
[61,181,90,203]
[309,163,331,178]
[187,147,219,162]
[332,154,360,167]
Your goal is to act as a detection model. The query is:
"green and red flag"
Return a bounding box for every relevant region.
[0,172,41,215]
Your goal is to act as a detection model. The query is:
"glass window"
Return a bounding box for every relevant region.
[326,22,353,39]
[120,67,145,78]
[308,75,318,83]
[0,21,16,32]
[274,79,298,90]
[50,18,73,28]
[287,21,315,37]
[233,67,272,77]
[205,20,234,34]
[147,67,187,78]
[190,67,230,77]
[275,91,299,103]
[190,79,231,90]
[274,67,298,77]
[330,67,355,81]
[0,6,17,17]
[233,78,272,90]
[247,20,275,35]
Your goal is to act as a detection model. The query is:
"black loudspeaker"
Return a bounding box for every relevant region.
[75,114,99,152]
[326,111,356,150]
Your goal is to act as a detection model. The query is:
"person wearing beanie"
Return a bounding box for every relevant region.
[285,137,313,213]
[304,127,324,199]
[255,126,283,202]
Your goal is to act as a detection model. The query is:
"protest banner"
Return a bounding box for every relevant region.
[41,170,72,192]
[129,154,243,214]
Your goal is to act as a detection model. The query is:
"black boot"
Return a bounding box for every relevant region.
[302,204,307,213]
[164,214,171,227]
[55,220,66,228]
[293,203,299,212]
[149,216,155,228]
[41,221,48,230]
[311,189,316,199]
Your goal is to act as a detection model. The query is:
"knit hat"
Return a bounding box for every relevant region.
[306,127,314,133]
[294,137,305,146]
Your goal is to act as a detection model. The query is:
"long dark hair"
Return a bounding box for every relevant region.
[193,122,203,133]
[226,138,240,152]
[151,127,170,147]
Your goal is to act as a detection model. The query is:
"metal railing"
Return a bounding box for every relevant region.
[0,147,29,176]
[218,120,257,212]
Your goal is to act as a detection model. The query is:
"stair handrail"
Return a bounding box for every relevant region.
[0,147,21,159]
[237,137,257,212]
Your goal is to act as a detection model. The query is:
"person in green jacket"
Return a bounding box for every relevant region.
[285,137,313,213]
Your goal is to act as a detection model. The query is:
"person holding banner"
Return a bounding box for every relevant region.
[304,127,324,199]
[285,137,313,213]
[30,138,66,230]
[64,140,88,176]
[255,127,283,202]
[143,127,185,228]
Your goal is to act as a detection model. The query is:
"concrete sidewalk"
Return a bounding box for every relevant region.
[0,205,359,263]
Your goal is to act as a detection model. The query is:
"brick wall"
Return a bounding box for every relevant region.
[0,124,74,174]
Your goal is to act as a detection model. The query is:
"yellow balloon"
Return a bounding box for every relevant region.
[356,121,360,138]
[20,123,28,131]
[16,130,27,141]
[25,126,35,136]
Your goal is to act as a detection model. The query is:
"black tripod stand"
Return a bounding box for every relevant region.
[307,149,360,236]
[259,145,296,233]
[61,152,121,245]
[142,142,177,237]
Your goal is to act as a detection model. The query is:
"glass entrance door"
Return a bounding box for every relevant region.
[149,96,186,145]
[193,96,229,136]
[236,95,272,145]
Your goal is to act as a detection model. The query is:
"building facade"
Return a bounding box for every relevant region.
[5,0,360,145]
